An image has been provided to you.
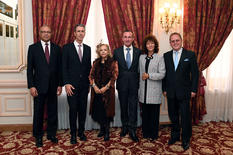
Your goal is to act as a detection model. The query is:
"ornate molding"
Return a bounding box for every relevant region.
[0,80,27,88]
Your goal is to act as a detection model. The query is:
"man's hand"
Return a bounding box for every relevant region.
[30,87,38,97]
[57,86,62,96]
[191,92,196,98]
[142,73,149,80]
[65,84,75,96]
[163,91,167,97]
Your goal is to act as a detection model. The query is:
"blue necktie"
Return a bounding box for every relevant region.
[174,51,178,70]
[126,48,131,69]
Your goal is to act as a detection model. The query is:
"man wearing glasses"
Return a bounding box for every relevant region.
[162,32,199,150]
[27,25,62,147]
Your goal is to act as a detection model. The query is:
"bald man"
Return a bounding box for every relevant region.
[27,25,62,147]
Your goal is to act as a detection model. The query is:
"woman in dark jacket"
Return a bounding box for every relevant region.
[89,43,118,141]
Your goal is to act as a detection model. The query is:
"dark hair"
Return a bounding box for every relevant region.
[142,34,159,54]
[122,29,134,37]
[74,24,85,32]
[169,32,182,42]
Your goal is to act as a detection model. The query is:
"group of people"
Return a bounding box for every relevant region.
[27,24,199,151]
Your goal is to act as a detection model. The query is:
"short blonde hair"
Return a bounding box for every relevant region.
[96,43,112,58]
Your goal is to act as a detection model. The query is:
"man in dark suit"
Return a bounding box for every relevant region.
[162,32,199,150]
[113,30,141,142]
[27,25,62,147]
[62,24,91,144]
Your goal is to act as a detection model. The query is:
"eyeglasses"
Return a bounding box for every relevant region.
[170,39,181,43]
[40,31,51,34]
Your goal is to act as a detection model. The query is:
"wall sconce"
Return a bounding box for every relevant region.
[159,2,182,33]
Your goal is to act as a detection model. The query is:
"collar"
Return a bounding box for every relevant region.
[41,40,50,46]
[123,45,133,51]
[173,47,183,54]
[74,40,83,47]
[146,53,156,59]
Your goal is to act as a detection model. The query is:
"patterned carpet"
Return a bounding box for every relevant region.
[1,122,233,155]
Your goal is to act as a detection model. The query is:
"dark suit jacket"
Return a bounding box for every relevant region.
[27,41,62,94]
[113,46,141,91]
[162,48,199,99]
[62,43,91,90]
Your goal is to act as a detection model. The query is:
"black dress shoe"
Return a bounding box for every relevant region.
[47,135,58,143]
[78,133,87,141]
[97,130,105,137]
[142,133,150,139]
[150,135,158,141]
[70,135,77,144]
[182,141,190,150]
[129,131,139,142]
[168,137,180,145]
[36,137,43,147]
[120,128,128,137]
[104,132,110,141]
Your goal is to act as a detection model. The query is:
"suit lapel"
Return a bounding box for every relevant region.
[38,42,49,65]
[176,48,186,71]
[49,43,55,65]
[71,43,82,64]
[119,47,128,69]
[82,44,87,63]
[168,51,175,71]
[131,47,137,69]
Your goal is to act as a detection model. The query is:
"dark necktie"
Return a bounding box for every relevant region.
[78,45,82,62]
[45,43,49,64]
[126,47,131,69]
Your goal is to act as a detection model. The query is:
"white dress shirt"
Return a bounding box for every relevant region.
[41,40,51,54]
[173,47,183,64]
[74,40,83,56]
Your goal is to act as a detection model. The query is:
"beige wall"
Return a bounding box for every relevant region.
[0,0,33,124]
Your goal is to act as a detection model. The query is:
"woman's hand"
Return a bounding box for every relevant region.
[100,86,108,94]
[142,73,149,80]
[94,85,101,94]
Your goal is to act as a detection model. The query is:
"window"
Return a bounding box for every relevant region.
[0,23,2,36]
[0,1,13,18]
[10,26,13,38]
[5,24,9,37]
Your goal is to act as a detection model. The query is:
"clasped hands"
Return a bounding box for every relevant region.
[93,83,110,94]
[142,73,149,80]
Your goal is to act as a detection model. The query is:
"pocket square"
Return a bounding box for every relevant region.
[184,58,189,61]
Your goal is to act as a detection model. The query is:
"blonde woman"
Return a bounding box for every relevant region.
[89,44,118,141]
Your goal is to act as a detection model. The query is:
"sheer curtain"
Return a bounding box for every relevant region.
[203,30,233,122]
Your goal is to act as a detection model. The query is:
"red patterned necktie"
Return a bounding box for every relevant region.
[78,44,82,62]
[45,43,49,64]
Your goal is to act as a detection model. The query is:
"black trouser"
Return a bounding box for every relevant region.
[167,97,192,142]
[141,104,160,138]
[33,91,58,138]
[118,89,138,132]
[67,88,88,135]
